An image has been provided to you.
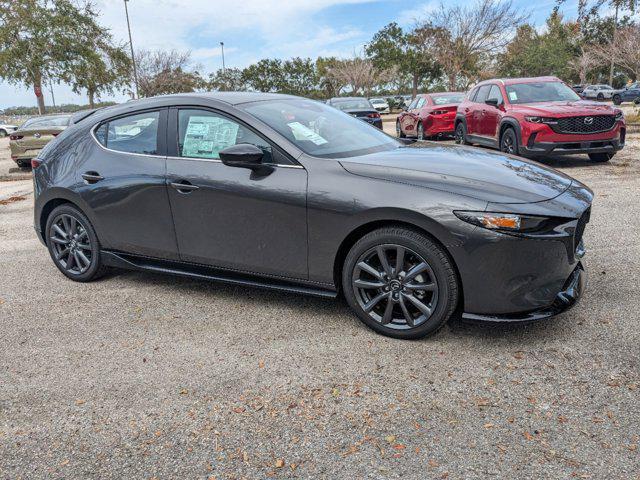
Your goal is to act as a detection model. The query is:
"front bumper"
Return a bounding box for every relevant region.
[462,263,585,322]
[521,137,624,156]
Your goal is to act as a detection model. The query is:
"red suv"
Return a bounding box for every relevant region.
[454,76,626,162]
[396,92,465,140]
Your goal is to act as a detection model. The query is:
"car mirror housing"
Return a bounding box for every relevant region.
[219,143,264,170]
[485,98,500,107]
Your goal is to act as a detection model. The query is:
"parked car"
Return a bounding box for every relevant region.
[0,123,18,137]
[369,97,390,114]
[402,95,413,107]
[9,114,71,167]
[396,92,466,139]
[33,92,592,340]
[571,84,586,94]
[581,84,614,101]
[612,82,640,105]
[454,76,625,162]
[326,97,382,129]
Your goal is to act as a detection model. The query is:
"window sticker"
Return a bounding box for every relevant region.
[182,116,239,158]
[287,121,328,145]
[508,91,518,101]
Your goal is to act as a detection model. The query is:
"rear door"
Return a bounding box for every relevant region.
[78,108,180,260]
[469,85,491,135]
[165,107,308,279]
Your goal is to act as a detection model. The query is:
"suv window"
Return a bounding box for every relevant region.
[407,98,419,110]
[468,87,479,101]
[475,85,492,103]
[178,109,274,163]
[487,85,503,104]
[95,111,160,155]
[415,97,426,109]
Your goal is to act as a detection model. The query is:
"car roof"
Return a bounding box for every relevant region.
[475,76,561,87]
[330,96,368,101]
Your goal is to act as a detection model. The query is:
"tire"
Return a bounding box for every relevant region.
[454,122,469,145]
[16,160,30,168]
[588,153,613,162]
[634,97,640,105]
[417,122,425,140]
[45,204,108,282]
[396,121,406,138]
[0,129,7,138]
[342,227,459,340]
[597,93,604,101]
[612,94,622,105]
[500,127,519,156]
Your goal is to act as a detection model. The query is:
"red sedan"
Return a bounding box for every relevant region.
[396,92,465,140]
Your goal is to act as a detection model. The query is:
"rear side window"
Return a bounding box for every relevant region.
[475,85,492,103]
[95,111,160,155]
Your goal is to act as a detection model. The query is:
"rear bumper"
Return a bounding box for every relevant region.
[521,137,624,156]
[462,263,585,322]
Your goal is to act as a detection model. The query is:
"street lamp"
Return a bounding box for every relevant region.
[124,0,139,99]
[220,41,225,74]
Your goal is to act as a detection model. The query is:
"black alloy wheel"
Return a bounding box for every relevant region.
[454,122,468,145]
[46,204,106,281]
[343,227,458,339]
[500,128,518,156]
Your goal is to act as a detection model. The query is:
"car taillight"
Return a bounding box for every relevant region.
[31,159,42,169]
[367,112,381,118]
[52,132,60,137]
[9,134,23,140]
[432,110,449,115]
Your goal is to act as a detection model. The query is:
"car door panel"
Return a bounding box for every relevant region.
[482,85,503,139]
[77,108,179,260]
[165,108,308,279]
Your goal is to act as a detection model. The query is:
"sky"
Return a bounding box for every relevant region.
[0,0,582,109]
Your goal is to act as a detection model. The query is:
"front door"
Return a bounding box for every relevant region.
[77,109,179,260]
[165,108,308,279]
[481,84,503,139]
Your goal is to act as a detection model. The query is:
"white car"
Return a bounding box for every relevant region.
[581,84,614,101]
[369,98,390,114]
[0,123,18,137]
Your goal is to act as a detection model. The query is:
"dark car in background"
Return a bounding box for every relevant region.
[33,92,592,340]
[326,97,382,129]
[9,114,71,167]
[455,76,625,162]
[612,82,640,105]
[396,92,465,139]
[571,84,586,95]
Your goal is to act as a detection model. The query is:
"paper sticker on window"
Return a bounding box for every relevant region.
[287,122,328,145]
[508,91,518,101]
[182,116,239,158]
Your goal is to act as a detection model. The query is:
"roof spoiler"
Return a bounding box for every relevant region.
[70,108,101,125]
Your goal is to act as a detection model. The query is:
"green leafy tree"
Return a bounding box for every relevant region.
[316,56,345,98]
[281,57,319,96]
[209,67,246,91]
[241,59,286,93]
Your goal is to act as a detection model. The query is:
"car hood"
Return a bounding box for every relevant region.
[339,143,574,204]
[510,101,618,116]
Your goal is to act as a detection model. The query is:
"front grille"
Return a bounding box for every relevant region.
[551,115,616,134]
[574,207,590,252]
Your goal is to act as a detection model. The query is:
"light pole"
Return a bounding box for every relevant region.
[220,41,225,74]
[124,0,139,99]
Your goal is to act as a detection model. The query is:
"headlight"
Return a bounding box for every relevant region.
[454,211,551,233]
[615,111,624,121]
[524,116,558,124]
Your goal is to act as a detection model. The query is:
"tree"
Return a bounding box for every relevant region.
[241,59,286,93]
[366,22,440,96]
[316,57,345,98]
[135,50,205,97]
[326,57,393,96]
[209,67,246,91]
[416,0,526,90]
[0,0,117,113]
[592,26,640,79]
[281,57,319,97]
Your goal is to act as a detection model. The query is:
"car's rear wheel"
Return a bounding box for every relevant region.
[500,128,519,156]
[342,227,458,340]
[0,129,7,138]
[46,204,107,282]
[612,94,622,105]
[454,122,469,145]
[597,93,604,101]
[417,122,425,140]
[396,121,406,138]
[588,153,613,162]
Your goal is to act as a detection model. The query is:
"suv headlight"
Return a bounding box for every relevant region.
[524,116,558,124]
[454,211,551,233]
[615,111,624,121]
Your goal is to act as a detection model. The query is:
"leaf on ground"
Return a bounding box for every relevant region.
[275,458,285,468]
[523,431,534,441]
[428,459,439,467]
[75,399,85,405]
[385,435,396,443]
[258,359,265,368]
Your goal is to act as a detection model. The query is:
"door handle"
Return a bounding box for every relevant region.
[170,180,199,194]
[81,171,104,183]
[464,108,469,113]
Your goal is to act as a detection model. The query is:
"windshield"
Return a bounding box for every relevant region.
[431,93,465,105]
[243,99,400,158]
[370,98,385,104]
[332,99,372,111]
[505,82,580,104]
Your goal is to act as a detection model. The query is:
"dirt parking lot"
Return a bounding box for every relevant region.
[1,134,639,479]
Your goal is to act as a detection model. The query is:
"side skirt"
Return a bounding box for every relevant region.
[466,134,498,148]
[101,250,338,299]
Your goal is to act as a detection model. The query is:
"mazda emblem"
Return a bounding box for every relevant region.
[583,117,594,125]
[34,132,41,138]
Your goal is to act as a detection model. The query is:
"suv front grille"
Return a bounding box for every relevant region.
[551,115,616,134]
[574,207,590,252]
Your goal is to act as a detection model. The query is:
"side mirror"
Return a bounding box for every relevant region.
[219,143,264,169]
[485,98,499,107]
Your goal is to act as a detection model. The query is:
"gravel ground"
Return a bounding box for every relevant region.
[0,135,639,479]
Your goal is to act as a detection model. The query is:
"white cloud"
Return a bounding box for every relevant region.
[397,1,438,27]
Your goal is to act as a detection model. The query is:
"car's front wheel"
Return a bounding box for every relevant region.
[342,227,459,340]
[588,153,613,162]
[417,122,425,140]
[500,128,519,156]
[612,94,622,105]
[454,122,469,145]
[396,121,406,138]
[46,204,107,282]
[597,93,604,101]
[0,129,7,138]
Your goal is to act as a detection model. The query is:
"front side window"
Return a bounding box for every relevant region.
[474,85,492,103]
[178,109,272,162]
[243,98,401,159]
[96,111,160,155]
[505,81,580,104]
[487,85,504,104]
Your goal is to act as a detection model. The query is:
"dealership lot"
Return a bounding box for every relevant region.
[1,135,639,478]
